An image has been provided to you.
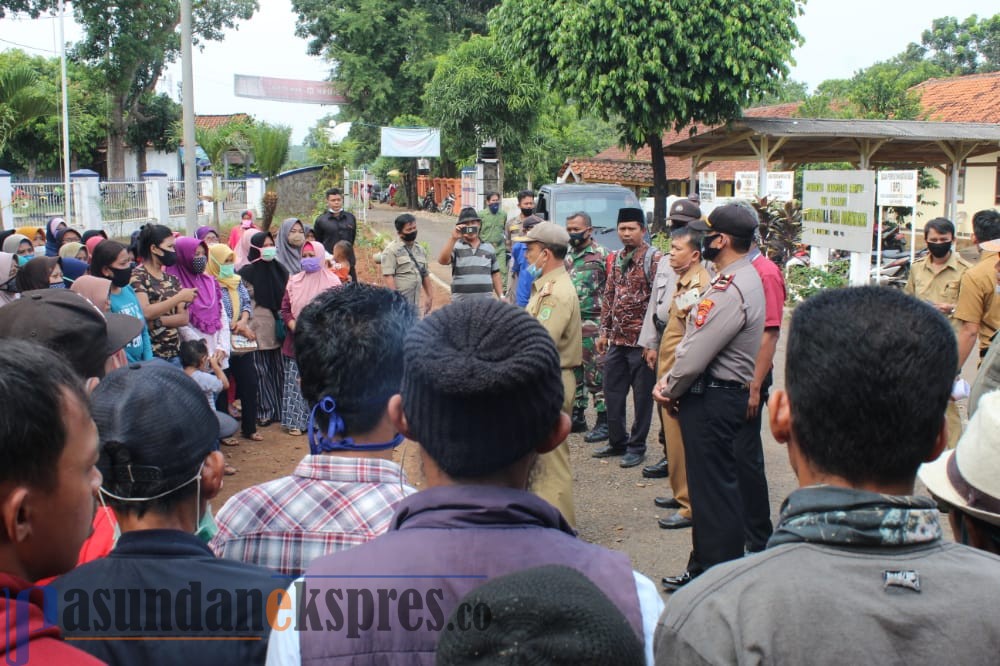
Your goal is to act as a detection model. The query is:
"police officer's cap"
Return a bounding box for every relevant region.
[690,203,758,239]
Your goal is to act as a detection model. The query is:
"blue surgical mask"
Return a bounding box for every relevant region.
[526,255,544,280]
[17,254,32,267]
[195,503,218,543]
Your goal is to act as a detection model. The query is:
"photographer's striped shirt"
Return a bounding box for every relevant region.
[450,239,499,301]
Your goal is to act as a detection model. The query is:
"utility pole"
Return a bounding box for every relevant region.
[58,0,72,224]
[180,0,198,236]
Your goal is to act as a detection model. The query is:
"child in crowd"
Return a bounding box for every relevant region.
[332,240,355,283]
[181,339,239,472]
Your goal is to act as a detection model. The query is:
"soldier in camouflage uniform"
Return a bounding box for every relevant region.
[565,211,610,442]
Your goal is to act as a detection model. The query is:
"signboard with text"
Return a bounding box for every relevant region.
[876,170,918,207]
[733,171,795,201]
[801,170,876,253]
[697,172,717,203]
[233,75,346,104]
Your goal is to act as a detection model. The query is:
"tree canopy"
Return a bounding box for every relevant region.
[492,0,804,228]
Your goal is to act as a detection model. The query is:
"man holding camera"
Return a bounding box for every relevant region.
[437,207,503,302]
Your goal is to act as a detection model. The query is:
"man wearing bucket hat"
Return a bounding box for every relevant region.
[654,287,1000,664]
[920,390,1000,555]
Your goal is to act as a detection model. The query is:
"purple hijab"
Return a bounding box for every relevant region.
[164,236,223,334]
[196,226,219,242]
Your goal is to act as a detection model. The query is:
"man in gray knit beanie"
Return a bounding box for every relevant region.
[267,299,663,665]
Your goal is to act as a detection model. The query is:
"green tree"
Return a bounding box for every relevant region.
[0,62,54,158]
[127,92,182,174]
[292,0,500,162]
[192,120,251,225]
[247,123,292,232]
[918,14,1000,74]
[0,52,107,178]
[423,34,538,191]
[754,79,810,106]
[492,0,804,231]
[72,0,257,179]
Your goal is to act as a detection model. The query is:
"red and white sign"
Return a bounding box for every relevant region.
[233,75,347,104]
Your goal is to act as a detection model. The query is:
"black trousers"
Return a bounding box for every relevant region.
[603,345,655,454]
[734,372,774,552]
[680,386,749,573]
[215,352,259,437]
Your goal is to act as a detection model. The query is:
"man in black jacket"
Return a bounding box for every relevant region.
[313,187,358,282]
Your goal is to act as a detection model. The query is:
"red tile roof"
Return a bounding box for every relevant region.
[912,71,1000,123]
[557,158,654,185]
[194,114,252,130]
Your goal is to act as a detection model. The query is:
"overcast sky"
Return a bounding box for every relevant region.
[0,0,997,143]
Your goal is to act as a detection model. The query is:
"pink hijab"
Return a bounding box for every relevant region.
[227,210,258,250]
[287,241,342,318]
[85,236,104,260]
[234,225,256,270]
[71,275,112,313]
[164,236,223,334]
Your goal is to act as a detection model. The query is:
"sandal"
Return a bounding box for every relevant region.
[228,405,242,419]
[224,464,237,476]
[242,432,264,442]
[288,428,303,437]
[221,437,240,447]
[257,418,273,427]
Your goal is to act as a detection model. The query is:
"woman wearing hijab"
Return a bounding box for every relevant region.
[279,240,341,435]
[71,275,130,375]
[206,243,262,441]
[55,226,82,248]
[15,256,63,291]
[234,223,257,270]
[165,237,229,369]
[3,233,34,265]
[90,240,153,363]
[44,216,67,256]
[0,253,18,306]
[196,226,221,246]
[238,231,288,426]
[275,217,306,276]
[60,257,89,287]
[227,210,259,251]
[15,226,43,246]
[84,235,104,262]
[59,241,88,262]
[131,224,198,364]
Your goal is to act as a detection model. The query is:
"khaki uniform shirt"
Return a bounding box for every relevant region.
[658,263,712,372]
[954,251,1000,353]
[527,266,583,369]
[665,255,765,398]
[381,239,428,304]
[904,251,971,311]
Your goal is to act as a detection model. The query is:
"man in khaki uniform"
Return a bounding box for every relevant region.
[516,221,582,526]
[642,226,710,530]
[904,217,971,448]
[955,210,1000,370]
[382,213,433,316]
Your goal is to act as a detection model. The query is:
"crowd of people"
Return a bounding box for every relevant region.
[0,192,999,665]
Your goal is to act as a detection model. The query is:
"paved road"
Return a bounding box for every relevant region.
[366,205,461,288]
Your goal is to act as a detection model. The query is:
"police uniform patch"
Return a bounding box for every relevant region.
[694,299,714,327]
[712,274,734,291]
[539,306,553,321]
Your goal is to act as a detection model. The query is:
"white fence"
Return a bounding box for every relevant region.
[8,181,82,226]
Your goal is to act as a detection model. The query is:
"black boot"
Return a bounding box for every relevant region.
[571,407,588,433]
[584,412,609,443]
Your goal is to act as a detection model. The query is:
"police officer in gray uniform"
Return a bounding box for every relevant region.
[653,203,765,591]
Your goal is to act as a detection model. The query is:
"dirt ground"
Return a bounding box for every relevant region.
[216,203,953,593]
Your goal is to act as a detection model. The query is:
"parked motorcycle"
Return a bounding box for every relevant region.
[871,248,926,288]
[875,222,906,252]
[421,188,438,213]
[440,191,455,215]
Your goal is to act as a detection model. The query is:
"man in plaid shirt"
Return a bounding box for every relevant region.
[210,284,417,576]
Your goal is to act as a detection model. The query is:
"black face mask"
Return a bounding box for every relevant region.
[109,265,133,288]
[569,231,589,248]
[157,247,177,267]
[701,234,722,262]
[520,207,534,217]
[926,241,951,259]
[401,231,417,242]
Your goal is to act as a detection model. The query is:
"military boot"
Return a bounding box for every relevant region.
[584,411,609,443]
[571,407,588,433]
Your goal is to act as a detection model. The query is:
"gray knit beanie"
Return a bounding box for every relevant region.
[435,564,645,665]
[401,299,564,478]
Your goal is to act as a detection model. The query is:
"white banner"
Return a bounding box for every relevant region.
[734,171,794,201]
[801,170,876,254]
[380,127,441,158]
[877,170,919,207]
[697,172,717,203]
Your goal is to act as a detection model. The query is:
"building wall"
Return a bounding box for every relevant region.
[919,151,999,236]
[123,150,181,180]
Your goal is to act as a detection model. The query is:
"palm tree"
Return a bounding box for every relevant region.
[0,64,54,228]
[192,122,250,225]
[247,123,291,232]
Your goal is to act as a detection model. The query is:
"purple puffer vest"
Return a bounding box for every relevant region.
[298,485,644,665]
